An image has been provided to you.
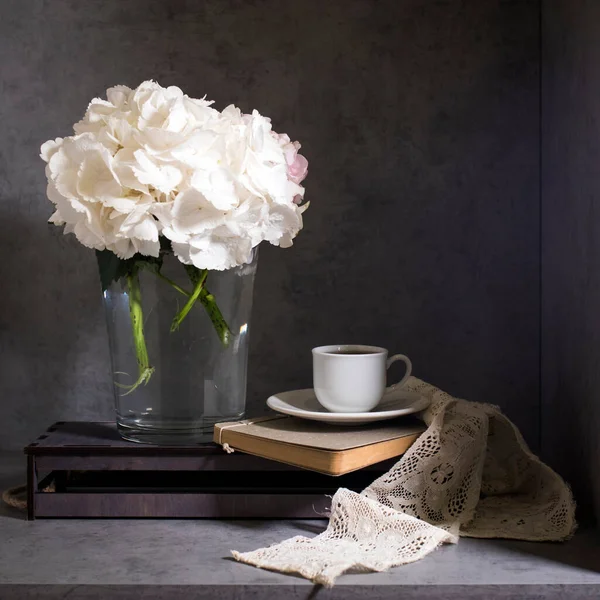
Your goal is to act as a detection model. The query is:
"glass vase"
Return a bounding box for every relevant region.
[102,251,257,445]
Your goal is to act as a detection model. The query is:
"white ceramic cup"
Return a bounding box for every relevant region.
[312,344,412,413]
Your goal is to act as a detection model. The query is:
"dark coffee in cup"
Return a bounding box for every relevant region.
[327,350,378,355]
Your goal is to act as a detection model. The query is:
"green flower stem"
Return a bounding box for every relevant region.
[184,265,232,347]
[154,267,233,347]
[118,270,154,395]
[170,269,208,332]
[198,289,232,347]
[155,271,190,298]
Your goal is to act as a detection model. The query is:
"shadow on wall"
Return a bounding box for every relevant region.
[0,211,113,450]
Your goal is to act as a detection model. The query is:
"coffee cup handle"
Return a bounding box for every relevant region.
[386,354,412,391]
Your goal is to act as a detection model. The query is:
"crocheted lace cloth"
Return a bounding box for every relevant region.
[232,378,576,587]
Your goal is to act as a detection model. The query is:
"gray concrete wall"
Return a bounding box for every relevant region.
[541,0,600,523]
[0,0,540,450]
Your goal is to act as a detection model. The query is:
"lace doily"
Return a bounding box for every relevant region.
[232,378,576,587]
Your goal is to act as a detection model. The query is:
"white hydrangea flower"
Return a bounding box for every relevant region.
[41,80,308,270]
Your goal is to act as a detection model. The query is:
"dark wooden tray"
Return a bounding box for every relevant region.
[24,422,397,520]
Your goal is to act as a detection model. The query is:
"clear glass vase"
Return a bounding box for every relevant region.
[102,250,257,445]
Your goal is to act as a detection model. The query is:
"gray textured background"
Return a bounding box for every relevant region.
[542,0,600,523]
[0,0,541,450]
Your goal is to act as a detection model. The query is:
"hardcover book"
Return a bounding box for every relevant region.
[214,415,424,476]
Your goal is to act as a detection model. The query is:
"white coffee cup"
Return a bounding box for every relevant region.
[312,344,412,413]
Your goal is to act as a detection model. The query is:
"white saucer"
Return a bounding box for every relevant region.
[267,387,430,425]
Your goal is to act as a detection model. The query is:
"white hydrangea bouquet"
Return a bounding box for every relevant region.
[41,81,308,392]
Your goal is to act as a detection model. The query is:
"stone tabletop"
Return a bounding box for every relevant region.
[0,452,598,599]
